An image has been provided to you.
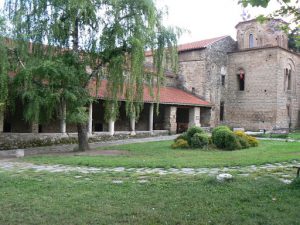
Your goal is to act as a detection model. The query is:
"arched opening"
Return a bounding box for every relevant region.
[249,34,254,48]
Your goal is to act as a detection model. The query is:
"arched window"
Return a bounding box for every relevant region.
[249,34,254,48]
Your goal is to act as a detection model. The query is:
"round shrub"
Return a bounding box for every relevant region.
[190,133,209,149]
[224,132,242,150]
[187,126,204,139]
[171,138,189,149]
[212,125,231,144]
[213,128,241,150]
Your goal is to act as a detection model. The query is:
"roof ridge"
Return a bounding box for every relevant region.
[177,35,230,52]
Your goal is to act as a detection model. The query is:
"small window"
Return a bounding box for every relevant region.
[237,69,245,91]
[220,102,224,121]
[285,68,292,91]
[287,70,291,90]
[221,75,225,86]
[249,34,254,48]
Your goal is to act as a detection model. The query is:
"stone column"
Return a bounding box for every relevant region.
[60,101,67,134]
[149,103,154,134]
[88,102,93,135]
[189,107,201,127]
[130,116,136,136]
[108,119,115,136]
[0,110,4,133]
[164,106,177,134]
[31,122,39,133]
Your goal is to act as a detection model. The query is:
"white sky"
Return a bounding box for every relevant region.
[0,0,295,44]
[156,0,289,43]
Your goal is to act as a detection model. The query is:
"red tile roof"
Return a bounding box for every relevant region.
[145,36,229,56]
[90,80,211,107]
[177,36,229,52]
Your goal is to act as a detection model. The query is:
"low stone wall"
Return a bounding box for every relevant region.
[0,130,169,150]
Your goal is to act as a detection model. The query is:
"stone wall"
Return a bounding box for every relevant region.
[177,36,237,127]
[225,47,299,130]
[236,19,288,50]
[0,130,169,150]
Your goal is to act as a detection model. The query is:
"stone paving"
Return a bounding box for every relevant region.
[0,160,299,184]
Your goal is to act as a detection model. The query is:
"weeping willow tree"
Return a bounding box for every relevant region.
[0,16,9,124]
[4,0,179,151]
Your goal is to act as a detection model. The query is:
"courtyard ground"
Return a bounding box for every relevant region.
[0,138,300,225]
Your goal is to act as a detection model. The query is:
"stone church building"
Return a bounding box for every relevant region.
[0,19,299,138]
[171,18,300,131]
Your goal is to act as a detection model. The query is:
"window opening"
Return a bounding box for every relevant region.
[287,69,291,90]
[221,75,225,86]
[249,34,254,48]
[237,69,245,91]
[220,102,224,121]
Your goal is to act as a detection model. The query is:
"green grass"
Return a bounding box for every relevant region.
[0,171,299,225]
[289,131,300,140]
[25,140,300,168]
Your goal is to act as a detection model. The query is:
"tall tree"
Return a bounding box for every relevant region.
[0,16,9,131]
[3,0,179,151]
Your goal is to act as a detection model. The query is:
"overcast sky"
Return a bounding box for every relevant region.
[0,0,293,44]
[156,0,288,43]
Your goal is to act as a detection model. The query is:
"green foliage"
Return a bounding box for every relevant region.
[212,126,231,145]
[231,131,259,148]
[213,128,241,151]
[12,54,91,123]
[175,132,188,142]
[236,135,250,149]
[288,28,300,52]
[171,138,189,149]
[0,17,9,112]
[290,177,300,189]
[247,135,259,147]
[190,133,209,149]
[186,126,204,143]
[4,0,179,128]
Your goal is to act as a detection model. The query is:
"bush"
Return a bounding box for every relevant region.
[234,131,259,147]
[247,135,259,147]
[213,128,241,150]
[171,138,189,149]
[224,131,242,150]
[212,126,231,144]
[190,133,209,149]
[236,135,250,149]
[186,126,204,145]
[175,132,188,142]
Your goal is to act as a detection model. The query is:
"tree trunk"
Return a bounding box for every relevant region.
[76,123,90,151]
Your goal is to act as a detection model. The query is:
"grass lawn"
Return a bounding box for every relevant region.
[25,140,300,168]
[0,171,299,225]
